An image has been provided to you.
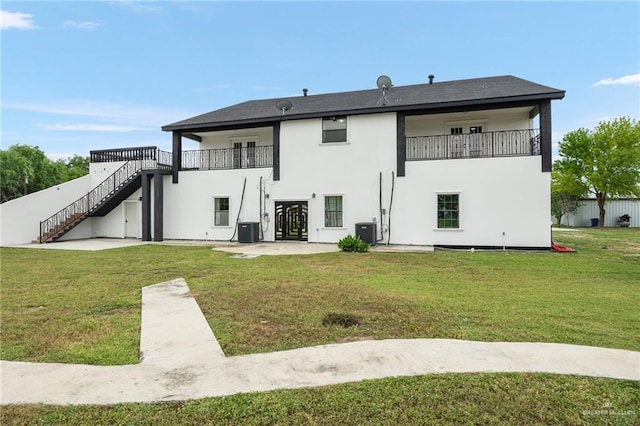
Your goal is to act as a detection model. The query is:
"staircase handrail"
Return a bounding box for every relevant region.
[40,159,145,240]
[39,149,172,242]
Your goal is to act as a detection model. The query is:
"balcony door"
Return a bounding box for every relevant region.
[231,137,257,169]
[449,123,486,157]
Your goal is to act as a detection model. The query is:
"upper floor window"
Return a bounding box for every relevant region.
[322,116,347,143]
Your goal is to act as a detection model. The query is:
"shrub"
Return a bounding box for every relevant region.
[337,234,369,252]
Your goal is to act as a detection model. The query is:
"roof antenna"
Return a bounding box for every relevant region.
[275,99,293,115]
[376,75,393,106]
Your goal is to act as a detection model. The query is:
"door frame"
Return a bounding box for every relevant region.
[123,200,140,239]
[274,200,308,241]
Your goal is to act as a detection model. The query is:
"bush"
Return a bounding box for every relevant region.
[338,234,369,252]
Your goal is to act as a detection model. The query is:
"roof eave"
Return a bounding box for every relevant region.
[161,91,566,133]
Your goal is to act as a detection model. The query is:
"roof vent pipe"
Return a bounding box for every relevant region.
[303,88,308,96]
[428,75,435,84]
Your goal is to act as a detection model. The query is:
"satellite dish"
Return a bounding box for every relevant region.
[376,75,393,91]
[275,99,293,114]
[376,75,393,106]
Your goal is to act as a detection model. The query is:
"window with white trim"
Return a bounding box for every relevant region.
[214,197,230,226]
[322,116,347,143]
[324,195,343,227]
[437,194,459,229]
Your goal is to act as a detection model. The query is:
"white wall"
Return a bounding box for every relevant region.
[0,175,92,246]
[199,126,273,150]
[163,169,271,241]
[276,113,397,243]
[405,107,533,136]
[157,110,550,248]
[396,156,550,247]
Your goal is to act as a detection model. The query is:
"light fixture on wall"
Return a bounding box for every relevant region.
[312,193,316,198]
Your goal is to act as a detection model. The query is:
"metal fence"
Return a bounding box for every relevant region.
[182,145,273,170]
[406,129,540,161]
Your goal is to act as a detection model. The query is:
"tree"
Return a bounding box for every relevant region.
[0,149,31,202]
[551,169,583,225]
[554,117,640,227]
[0,144,90,202]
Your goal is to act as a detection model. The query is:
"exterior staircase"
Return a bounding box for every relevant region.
[38,151,170,243]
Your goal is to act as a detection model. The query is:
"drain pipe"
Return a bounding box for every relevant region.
[259,176,264,241]
[229,177,247,242]
[378,171,384,243]
[386,171,395,247]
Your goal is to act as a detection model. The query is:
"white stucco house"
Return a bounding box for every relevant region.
[1,74,565,249]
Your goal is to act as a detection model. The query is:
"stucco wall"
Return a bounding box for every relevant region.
[163,169,270,241]
[0,175,92,246]
[397,156,550,247]
[156,111,550,248]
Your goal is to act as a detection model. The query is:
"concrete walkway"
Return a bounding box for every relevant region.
[6,238,433,255]
[1,279,638,405]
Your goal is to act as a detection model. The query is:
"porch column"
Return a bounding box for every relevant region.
[396,113,406,177]
[539,100,552,172]
[153,172,164,241]
[172,131,182,184]
[273,122,280,181]
[141,172,152,241]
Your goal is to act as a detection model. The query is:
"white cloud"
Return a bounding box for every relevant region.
[3,100,194,128]
[110,1,164,15]
[40,123,146,132]
[1,10,37,30]
[63,20,102,30]
[593,73,640,87]
[47,152,76,161]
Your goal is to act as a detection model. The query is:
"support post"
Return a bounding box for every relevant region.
[153,172,163,241]
[539,100,552,172]
[396,113,406,177]
[272,122,280,181]
[172,131,182,183]
[141,172,152,241]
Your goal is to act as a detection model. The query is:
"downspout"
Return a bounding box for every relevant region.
[229,177,247,242]
[378,171,384,243]
[386,171,395,246]
[259,176,264,241]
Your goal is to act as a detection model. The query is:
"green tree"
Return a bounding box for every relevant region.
[0,144,90,202]
[551,164,585,226]
[554,117,640,227]
[64,154,90,179]
[0,149,31,202]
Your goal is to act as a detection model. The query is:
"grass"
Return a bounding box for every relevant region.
[2,374,638,425]
[1,227,639,424]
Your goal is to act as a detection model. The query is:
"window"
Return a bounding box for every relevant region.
[324,195,343,227]
[322,116,347,143]
[437,194,459,229]
[214,197,230,226]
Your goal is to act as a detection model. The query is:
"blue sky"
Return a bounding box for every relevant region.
[2,1,639,160]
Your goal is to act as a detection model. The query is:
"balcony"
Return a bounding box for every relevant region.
[90,146,172,170]
[182,145,273,171]
[406,129,540,161]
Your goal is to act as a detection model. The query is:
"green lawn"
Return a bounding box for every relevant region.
[1,227,639,424]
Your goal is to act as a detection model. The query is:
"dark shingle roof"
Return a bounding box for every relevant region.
[162,75,565,132]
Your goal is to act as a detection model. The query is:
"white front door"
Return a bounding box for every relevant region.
[125,201,138,238]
